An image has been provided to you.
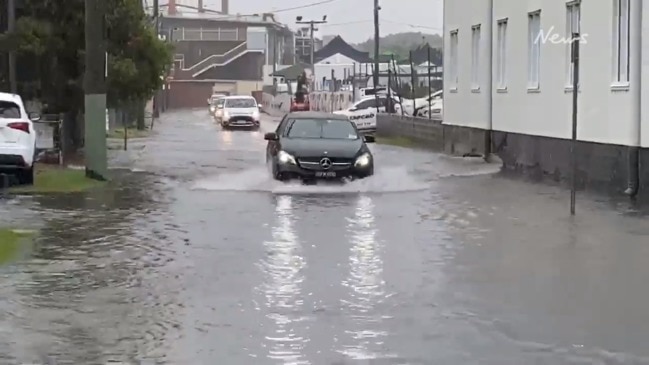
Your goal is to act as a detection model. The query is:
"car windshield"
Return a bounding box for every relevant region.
[225,98,256,108]
[286,118,359,139]
[0,101,21,119]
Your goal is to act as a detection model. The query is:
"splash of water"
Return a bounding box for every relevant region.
[190,166,429,194]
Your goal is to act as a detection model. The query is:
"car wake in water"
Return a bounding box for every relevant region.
[190,165,428,194]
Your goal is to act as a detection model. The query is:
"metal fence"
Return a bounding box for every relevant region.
[33,113,64,165]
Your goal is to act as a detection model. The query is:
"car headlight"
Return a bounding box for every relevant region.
[278,150,296,165]
[252,110,260,120]
[223,111,229,120]
[355,152,371,167]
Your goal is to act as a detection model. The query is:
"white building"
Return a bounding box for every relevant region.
[444,0,649,194]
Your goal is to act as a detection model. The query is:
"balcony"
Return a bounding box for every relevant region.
[170,27,244,42]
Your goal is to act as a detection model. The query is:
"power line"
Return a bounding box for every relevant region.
[268,0,340,14]
[381,18,442,31]
[321,19,373,27]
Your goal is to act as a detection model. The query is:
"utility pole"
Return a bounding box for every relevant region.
[373,0,380,114]
[84,0,108,180]
[296,15,327,85]
[373,0,380,89]
[7,0,16,93]
[152,0,160,118]
[272,33,277,86]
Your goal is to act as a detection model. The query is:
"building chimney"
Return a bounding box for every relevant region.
[221,0,228,14]
[198,0,204,12]
[168,0,177,15]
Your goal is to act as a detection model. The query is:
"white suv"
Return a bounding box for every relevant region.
[219,96,262,130]
[0,92,39,184]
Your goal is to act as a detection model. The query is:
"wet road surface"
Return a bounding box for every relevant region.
[2,109,649,364]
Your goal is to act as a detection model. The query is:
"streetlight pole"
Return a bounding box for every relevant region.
[84,0,108,180]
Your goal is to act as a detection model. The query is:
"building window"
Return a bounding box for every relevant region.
[566,1,580,87]
[496,19,508,90]
[612,0,630,85]
[449,30,459,90]
[528,11,541,90]
[471,25,481,90]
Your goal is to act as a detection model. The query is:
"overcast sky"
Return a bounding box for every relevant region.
[202,0,442,43]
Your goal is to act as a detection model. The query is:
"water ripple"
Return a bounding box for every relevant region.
[0,178,184,364]
[256,195,310,364]
[338,195,398,361]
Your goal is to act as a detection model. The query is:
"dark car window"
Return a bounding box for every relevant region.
[225,98,256,108]
[276,115,289,133]
[286,118,359,139]
[0,101,21,119]
[355,99,375,110]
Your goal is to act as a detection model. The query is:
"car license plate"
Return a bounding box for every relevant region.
[315,171,336,177]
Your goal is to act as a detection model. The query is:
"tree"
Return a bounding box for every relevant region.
[0,0,172,151]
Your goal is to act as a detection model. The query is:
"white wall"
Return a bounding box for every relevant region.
[314,54,359,86]
[446,0,643,147]
[642,1,649,148]
[443,0,491,130]
[262,64,291,86]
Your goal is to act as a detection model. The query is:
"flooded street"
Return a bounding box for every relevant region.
[2,109,649,364]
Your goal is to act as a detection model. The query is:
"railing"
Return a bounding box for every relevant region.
[34,114,64,165]
[170,42,257,78]
[171,27,243,41]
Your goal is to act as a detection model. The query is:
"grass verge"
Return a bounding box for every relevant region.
[0,229,34,264]
[9,164,107,193]
[107,127,150,139]
[375,136,418,148]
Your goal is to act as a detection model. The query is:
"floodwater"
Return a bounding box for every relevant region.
[1,110,649,364]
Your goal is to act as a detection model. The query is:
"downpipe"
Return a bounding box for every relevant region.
[484,0,494,162]
[625,0,642,197]
[625,147,640,196]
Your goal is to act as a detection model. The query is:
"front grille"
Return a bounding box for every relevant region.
[297,157,353,171]
[229,116,253,122]
[298,157,352,164]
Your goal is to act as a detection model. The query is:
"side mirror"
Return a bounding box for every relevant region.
[363,135,375,143]
[264,132,278,140]
[258,104,263,108]
[28,112,40,121]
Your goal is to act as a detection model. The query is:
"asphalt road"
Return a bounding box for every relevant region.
[1,110,649,364]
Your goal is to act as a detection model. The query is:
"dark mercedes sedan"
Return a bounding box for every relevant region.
[264,112,375,181]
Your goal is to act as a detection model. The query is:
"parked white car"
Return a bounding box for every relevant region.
[219,95,262,130]
[208,93,226,114]
[333,95,403,134]
[415,90,444,117]
[415,90,443,118]
[0,92,39,184]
